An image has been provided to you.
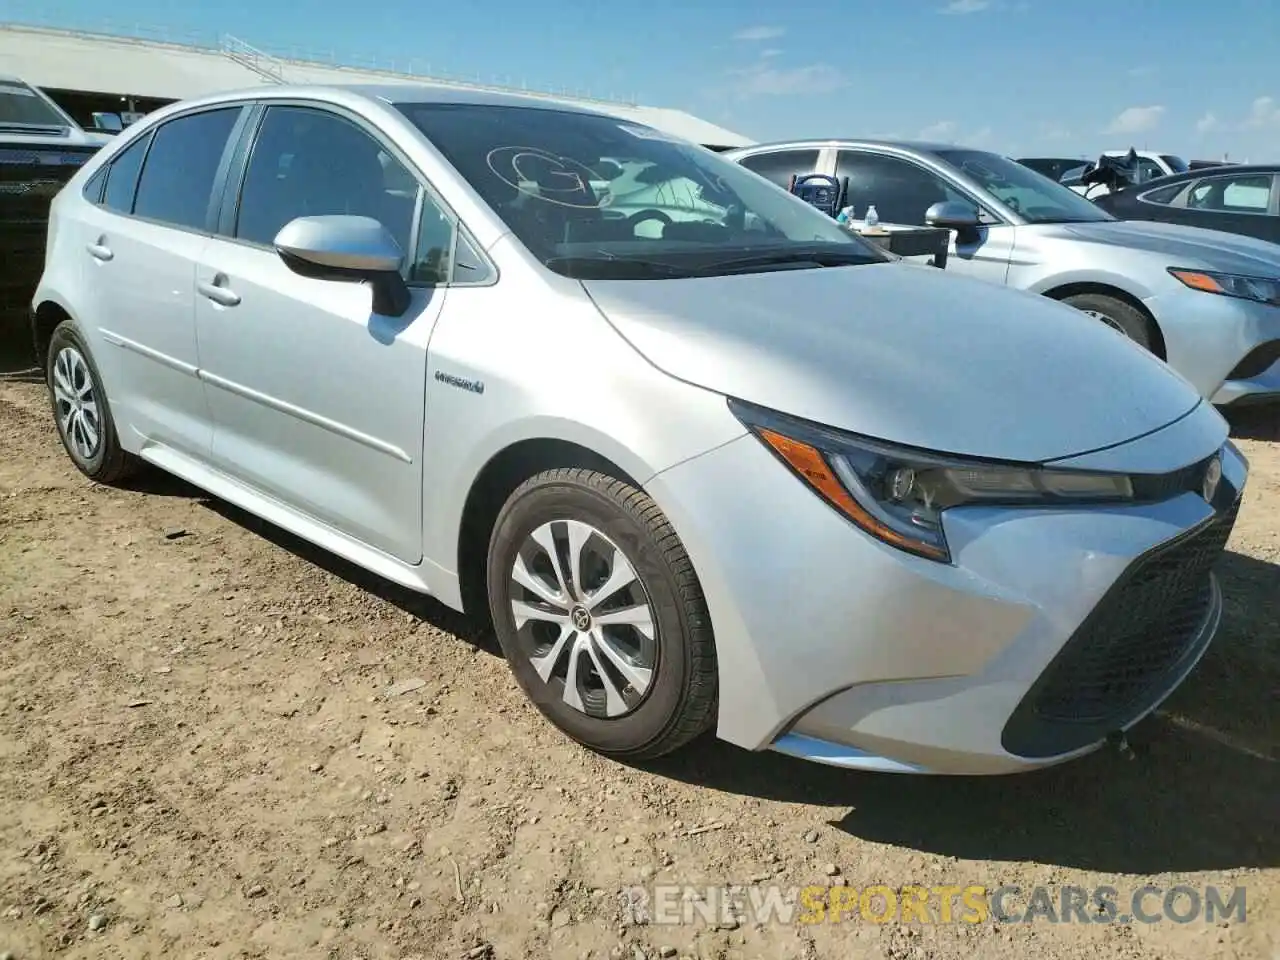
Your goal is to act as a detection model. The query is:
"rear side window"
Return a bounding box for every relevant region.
[133,108,242,230]
[737,149,820,189]
[101,131,152,214]
[1139,182,1185,205]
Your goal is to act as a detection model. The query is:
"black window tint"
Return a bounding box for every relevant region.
[133,108,240,230]
[451,231,493,284]
[82,166,107,204]
[1140,182,1185,205]
[1189,174,1272,213]
[101,131,151,213]
[737,149,820,189]
[409,194,455,283]
[235,106,418,258]
[834,151,958,225]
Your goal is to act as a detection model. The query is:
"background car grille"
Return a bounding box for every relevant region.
[1001,493,1240,759]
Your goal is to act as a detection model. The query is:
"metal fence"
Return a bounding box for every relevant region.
[1,14,642,106]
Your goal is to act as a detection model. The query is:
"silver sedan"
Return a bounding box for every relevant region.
[33,85,1247,775]
[726,139,1280,407]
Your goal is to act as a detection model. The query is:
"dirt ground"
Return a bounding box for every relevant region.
[1,340,1277,960]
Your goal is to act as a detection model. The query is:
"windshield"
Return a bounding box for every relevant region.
[936,149,1114,224]
[0,80,69,127]
[1160,154,1190,174]
[396,102,888,279]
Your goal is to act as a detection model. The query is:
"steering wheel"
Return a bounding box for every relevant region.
[626,209,673,232]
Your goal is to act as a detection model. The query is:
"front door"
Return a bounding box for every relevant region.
[194,104,451,564]
[832,149,1015,286]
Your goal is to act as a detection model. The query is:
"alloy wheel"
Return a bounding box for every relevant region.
[508,519,658,719]
[51,346,102,461]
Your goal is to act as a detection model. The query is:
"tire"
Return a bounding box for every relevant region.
[46,320,137,484]
[1061,292,1155,352]
[486,468,717,760]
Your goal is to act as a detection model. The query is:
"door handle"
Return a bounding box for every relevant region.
[197,276,241,308]
[86,241,113,262]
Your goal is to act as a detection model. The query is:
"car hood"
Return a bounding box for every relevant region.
[1056,219,1280,274]
[582,262,1201,462]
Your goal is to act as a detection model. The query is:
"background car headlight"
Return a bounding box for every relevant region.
[1168,268,1280,307]
[729,399,1134,563]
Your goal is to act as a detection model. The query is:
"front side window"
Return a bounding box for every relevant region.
[1188,174,1273,213]
[935,149,1115,224]
[834,151,977,225]
[235,106,420,259]
[133,108,242,230]
[1134,157,1166,183]
[737,149,821,189]
[1159,154,1190,175]
[396,103,883,280]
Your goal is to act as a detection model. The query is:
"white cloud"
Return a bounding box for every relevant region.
[1105,105,1165,135]
[915,120,992,146]
[1040,121,1071,141]
[917,120,958,140]
[1128,65,1157,78]
[733,25,785,41]
[728,62,848,97]
[1245,95,1280,128]
[1195,112,1219,134]
[941,0,991,12]
[759,48,783,58]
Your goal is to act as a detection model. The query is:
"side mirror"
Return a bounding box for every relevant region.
[91,112,123,133]
[274,215,411,317]
[925,200,981,231]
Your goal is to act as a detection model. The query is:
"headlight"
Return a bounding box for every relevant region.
[729,399,1135,563]
[1168,268,1280,306]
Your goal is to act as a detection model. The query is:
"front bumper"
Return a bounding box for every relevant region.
[646,402,1245,775]
[1145,287,1280,403]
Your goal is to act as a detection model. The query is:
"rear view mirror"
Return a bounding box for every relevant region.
[274,215,411,316]
[925,201,980,231]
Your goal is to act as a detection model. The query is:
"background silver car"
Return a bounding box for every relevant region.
[725,140,1280,406]
[32,85,1247,775]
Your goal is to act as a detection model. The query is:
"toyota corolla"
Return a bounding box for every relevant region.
[32,85,1247,774]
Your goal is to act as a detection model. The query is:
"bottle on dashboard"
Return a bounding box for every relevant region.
[864,204,880,229]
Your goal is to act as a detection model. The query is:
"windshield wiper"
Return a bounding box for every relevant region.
[543,255,698,279]
[696,248,883,275]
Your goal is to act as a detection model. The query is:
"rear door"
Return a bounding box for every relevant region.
[73,106,247,457]
[1178,172,1280,243]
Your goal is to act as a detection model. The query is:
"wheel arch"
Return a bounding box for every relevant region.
[454,436,645,630]
[1040,281,1167,359]
[31,297,77,368]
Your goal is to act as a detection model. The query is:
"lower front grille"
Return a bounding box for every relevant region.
[1002,495,1240,759]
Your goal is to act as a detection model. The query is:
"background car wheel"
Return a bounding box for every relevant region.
[46,320,137,484]
[486,467,717,760]
[1061,292,1155,352]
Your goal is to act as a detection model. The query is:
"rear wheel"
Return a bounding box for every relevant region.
[486,468,717,760]
[1061,292,1155,353]
[46,321,137,483]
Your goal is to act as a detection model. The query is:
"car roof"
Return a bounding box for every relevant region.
[1143,163,1280,184]
[728,138,980,156]
[167,81,620,120]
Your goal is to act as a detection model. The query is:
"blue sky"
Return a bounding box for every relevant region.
[9,0,1280,161]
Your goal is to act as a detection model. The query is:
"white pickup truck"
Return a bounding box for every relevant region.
[1064,149,1191,198]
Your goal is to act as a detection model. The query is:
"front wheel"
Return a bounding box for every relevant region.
[486,468,717,760]
[1061,292,1155,353]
